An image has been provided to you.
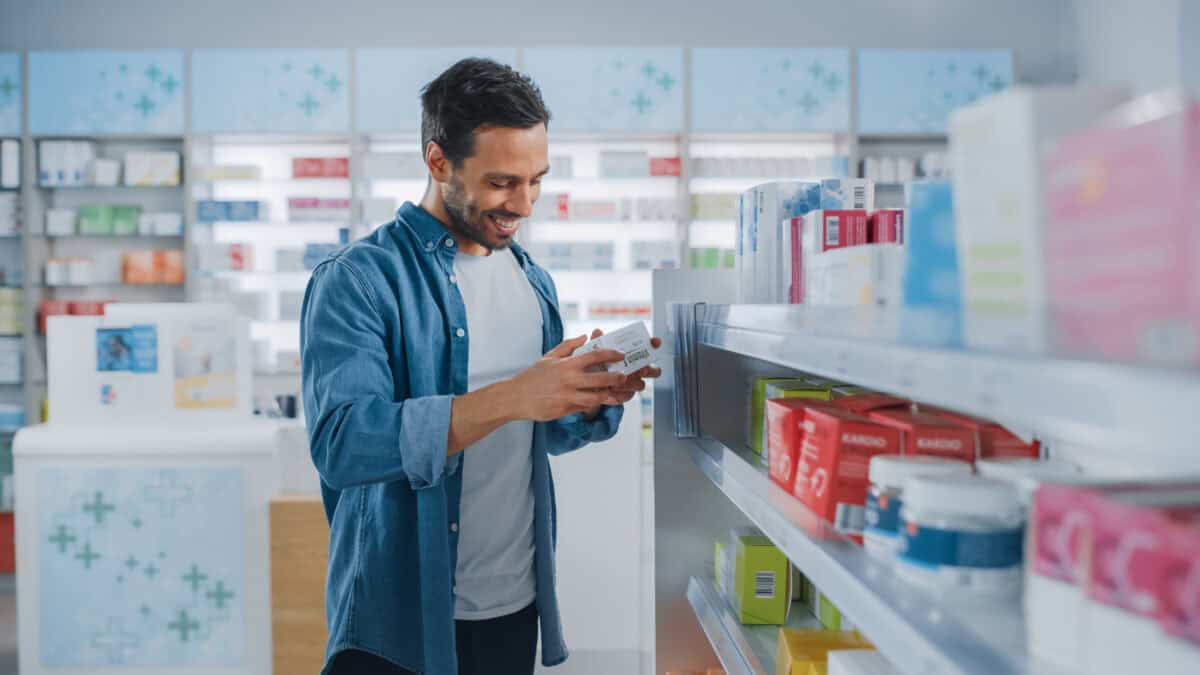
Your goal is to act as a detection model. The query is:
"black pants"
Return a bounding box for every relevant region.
[328,603,539,675]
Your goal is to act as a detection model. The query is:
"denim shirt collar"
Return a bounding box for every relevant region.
[397,202,534,268]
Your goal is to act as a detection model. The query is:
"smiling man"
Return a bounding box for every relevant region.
[300,58,660,675]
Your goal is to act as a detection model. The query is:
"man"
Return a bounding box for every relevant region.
[300,58,661,675]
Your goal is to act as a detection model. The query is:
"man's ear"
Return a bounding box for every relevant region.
[425,141,452,183]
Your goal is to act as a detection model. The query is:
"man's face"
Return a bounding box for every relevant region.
[440,123,549,252]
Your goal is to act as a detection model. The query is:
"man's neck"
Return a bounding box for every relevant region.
[419,182,490,257]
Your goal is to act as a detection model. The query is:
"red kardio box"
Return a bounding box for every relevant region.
[766,399,817,491]
[867,408,976,463]
[922,407,1040,459]
[870,209,904,244]
[292,157,350,178]
[830,393,907,415]
[793,405,900,535]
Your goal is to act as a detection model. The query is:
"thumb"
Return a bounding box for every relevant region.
[546,334,588,358]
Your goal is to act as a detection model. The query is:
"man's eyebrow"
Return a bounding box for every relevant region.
[484,167,551,181]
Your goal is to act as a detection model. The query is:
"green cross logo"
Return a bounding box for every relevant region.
[298,93,320,117]
[824,72,843,93]
[798,91,819,114]
[145,64,161,82]
[973,65,989,82]
[0,77,15,99]
[206,580,235,609]
[74,542,101,569]
[641,62,657,78]
[83,491,116,524]
[308,64,324,80]
[989,76,1006,91]
[325,74,342,94]
[143,562,159,579]
[160,74,179,95]
[656,72,676,92]
[167,609,200,642]
[124,555,139,571]
[49,525,76,553]
[134,95,156,117]
[809,61,824,80]
[182,564,208,592]
[631,92,652,115]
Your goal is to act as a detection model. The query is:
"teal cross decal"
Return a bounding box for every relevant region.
[282,61,293,72]
[325,74,343,94]
[140,604,152,616]
[298,93,320,117]
[143,562,159,579]
[131,517,142,529]
[119,63,128,73]
[641,62,657,78]
[182,564,208,592]
[656,72,676,92]
[989,76,1006,91]
[74,542,100,569]
[160,74,179,95]
[206,580,235,609]
[145,64,161,81]
[134,95,156,117]
[824,72,843,93]
[83,491,116,525]
[946,62,958,73]
[49,525,76,553]
[167,609,200,642]
[124,555,139,571]
[781,58,792,72]
[809,61,824,80]
[973,64,990,82]
[308,63,324,80]
[630,92,652,114]
[798,91,820,114]
[0,77,15,98]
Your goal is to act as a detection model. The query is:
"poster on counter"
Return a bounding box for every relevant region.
[173,321,238,410]
[38,467,245,667]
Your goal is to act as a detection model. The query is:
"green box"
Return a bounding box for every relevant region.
[730,532,790,625]
[831,385,869,398]
[77,205,114,235]
[689,247,721,269]
[722,248,736,269]
[749,378,833,458]
[111,205,142,235]
[817,592,856,631]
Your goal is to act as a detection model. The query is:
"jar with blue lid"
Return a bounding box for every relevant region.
[863,455,972,561]
[896,475,1024,600]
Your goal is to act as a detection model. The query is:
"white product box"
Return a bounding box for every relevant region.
[820,178,875,211]
[362,197,398,223]
[137,212,156,236]
[570,198,632,221]
[153,212,183,236]
[278,291,304,321]
[950,85,1128,354]
[86,158,121,186]
[549,155,573,178]
[45,209,76,237]
[1,139,19,189]
[827,650,899,675]
[275,249,306,273]
[737,181,820,304]
[631,240,679,270]
[576,321,656,376]
[599,151,648,177]
[38,141,95,187]
[0,193,18,235]
[199,164,262,181]
[363,152,426,179]
[805,244,904,307]
[123,151,181,186]
[66,258,93,285]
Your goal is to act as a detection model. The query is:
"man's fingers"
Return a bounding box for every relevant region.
[546,334,588,358]
[590,328,604,339]
[573,348,626,369]
[650,337,662,349]
[576,370,627,389]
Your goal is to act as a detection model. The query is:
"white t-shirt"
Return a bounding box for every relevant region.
[452,248,543,620]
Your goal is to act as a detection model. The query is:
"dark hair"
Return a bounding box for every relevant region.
[420,58,551,167]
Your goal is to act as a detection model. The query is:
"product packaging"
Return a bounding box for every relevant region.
[292,157,350,178]
[820,178,875,211]
[123,151,181,186]
[575,321,656,376]
[747,378,827,456]
[111,205,141,236]
[77,205,114,236]
[718,528,791,625]
[86,158,120,186]
[767,398,820,490]
[45,209,76,236]
[868,210,903,244]
[775,628,872,675]
[920,407,1040,459]
[901,180,961,347]
[867,408,976,463]
[804,244,903,308]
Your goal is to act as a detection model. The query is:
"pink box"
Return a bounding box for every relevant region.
[1043,96,1200,366]
[1155,520,1200,644]
[649,157,681,176]
[292,157,349,178]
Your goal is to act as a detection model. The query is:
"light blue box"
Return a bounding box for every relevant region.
[902,180,961,347]
[195,200,228,224]
[819,178,872,210]
[225,201,261,222]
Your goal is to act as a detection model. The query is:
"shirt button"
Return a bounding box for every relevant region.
[450,522,459,533]
[449,274,457,284]
[444,239,454,248]
[425,242,435,251]
[455,328,465,338]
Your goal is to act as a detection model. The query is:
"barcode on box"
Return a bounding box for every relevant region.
[826,215,840,247]
[624,349,650,367]
[853,186,866,208]
[754,571,776,599]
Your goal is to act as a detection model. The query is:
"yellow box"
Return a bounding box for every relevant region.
[774,628,872,675]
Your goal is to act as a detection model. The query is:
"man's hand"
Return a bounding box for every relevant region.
[583,328,664,414]
[505,334,630,421]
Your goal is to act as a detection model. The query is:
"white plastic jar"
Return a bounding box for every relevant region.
[863,455,973,561]
[976,457,1081,508]
[896,475,1024,600]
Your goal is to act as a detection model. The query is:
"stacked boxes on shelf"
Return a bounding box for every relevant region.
[122,250,185,285]
[0,336,19,384]
[292,157,349,178]
[0,289,21,335]
[524,242,614,271]
[0,139,19,189]
[0,192,17,235]
[196,200,267,223]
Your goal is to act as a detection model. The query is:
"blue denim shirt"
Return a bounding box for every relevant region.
[300,202,623,674]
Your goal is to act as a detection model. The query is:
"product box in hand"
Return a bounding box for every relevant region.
[794,405,901,536]
[123,151,181,186]
[775,628,872,675]
[575,322,656,376]
[869,210,903,244]
[77,205,115,235]
[292,157,350,179]
[867,408,975,463]
[718,528,791,625]
[950,85,1127,355]
[820,178,874,211]
[804,244,904,308]
[1043,93,1200,366]
[736,181,820,304]
[900,180,961,347]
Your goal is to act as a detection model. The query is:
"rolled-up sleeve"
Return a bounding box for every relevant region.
[301,259,452,491]
[545,404,624,456]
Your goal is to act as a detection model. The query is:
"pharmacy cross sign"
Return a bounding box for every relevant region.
[143,562,159,579]
[82,491,116,525]
[798,91,820,114]
[134,95,156,117]
[160,74,180,95]
[656,72,676,92]
[298,93,320,117]
[973,64,990,82]
[630,92,652,115]
[0,77,14,98]
[206,580,235,609]
[308,64,324,81]
[167,609,200,642]
[75,542,101,569]
[48,525,77,553]
[182,564,208,592]
[124,555,139,571]
[91,618,139,662]
[145,64,161,82]
[325,74,343,94]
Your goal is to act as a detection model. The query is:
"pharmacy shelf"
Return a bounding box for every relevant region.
[695,304,1200,459]
[684,435,1035,675]
[35,184,182,190]
[43,234,184,240]
[687,576,823,675]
